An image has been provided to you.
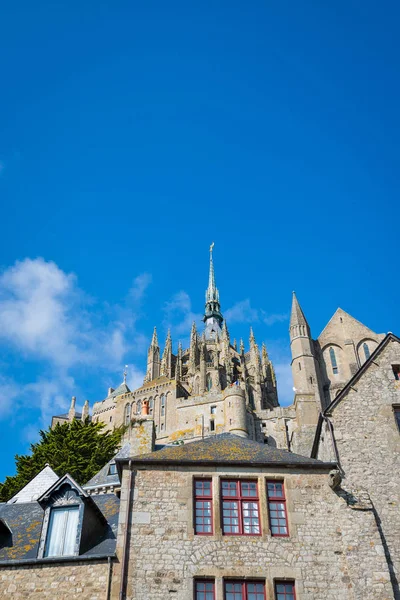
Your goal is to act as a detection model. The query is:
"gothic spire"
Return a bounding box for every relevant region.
[151,326,159,347]
[290,292,311,338]
[203,243,223,334]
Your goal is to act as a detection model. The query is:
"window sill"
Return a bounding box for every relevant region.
[0,553,116,567]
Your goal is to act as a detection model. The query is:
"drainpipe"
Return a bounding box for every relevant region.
[119,459,133,600]
[324,416,342,473]
[105,556,112,600]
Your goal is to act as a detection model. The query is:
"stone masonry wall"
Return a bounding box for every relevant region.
[317,338,400,598]
[111,464,393,600]
[0,560,110,599]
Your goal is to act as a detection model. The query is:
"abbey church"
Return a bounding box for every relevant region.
[1,246,399,600]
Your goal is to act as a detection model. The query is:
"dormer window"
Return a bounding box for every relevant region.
[45,506,79,557]
[37,475,107,560]
[108,463,117,476]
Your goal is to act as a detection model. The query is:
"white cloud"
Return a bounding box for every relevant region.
[126,364,146,391]
[163,291,203,337]
[0,375,20,416]
[261,312,288,326]
[129,273,152,304]
[225,299,288,327]
[0,258,84,367]
[225,299,259,323]
[0,258,151,427]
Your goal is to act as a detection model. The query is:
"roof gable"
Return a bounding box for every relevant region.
[324,333,400,415]
[8,465,59,504]
[317,308,381,344]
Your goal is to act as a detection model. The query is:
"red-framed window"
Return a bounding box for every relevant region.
[224,580,265,600]
[195,579,215,599]
[274,581,296,600]
[266,481,289,537]
[194,479,213,535]
[221,480,261,535]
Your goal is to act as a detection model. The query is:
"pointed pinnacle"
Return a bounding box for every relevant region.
[151,326,158,346]
[240,338,244,353]
[233,338,237,350]
[290,291,310,330]
[249,327,256,344]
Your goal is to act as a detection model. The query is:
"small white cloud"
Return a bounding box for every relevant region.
[163,291,202,337]
[128,273,152,304]
[224,299,259,324]
[126,364,146,391]
[0,375,19,416]
[261,312,288,326]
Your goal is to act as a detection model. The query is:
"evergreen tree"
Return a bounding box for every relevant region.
[0,419,124,502]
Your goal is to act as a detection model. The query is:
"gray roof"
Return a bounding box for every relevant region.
[119,433,335,468]
[83,443,131,488]
[108,382,130,398]
[0,494,119,565]
[53,412,82,419]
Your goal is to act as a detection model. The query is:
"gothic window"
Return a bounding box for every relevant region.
[149,397,154,415]
[221,480,260,535]
[224,580,265,599]
[160,394,166,416]
[329,347,338,375]
[267,481,289,537]
[124,403,131,425]
[195,580,215,599]
[206,374,212,391]
[363,343,370,361]
[194,479,213,535]
[137,400,142,415]
[275,581,296,600]
[44,506,79,557]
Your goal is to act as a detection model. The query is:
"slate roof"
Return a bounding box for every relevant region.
[53,412,82,419]
[83,443,131,489]
[118,433,335,468]
[8,465,58,504]
[0,494,119,564]
[108,382,130,398]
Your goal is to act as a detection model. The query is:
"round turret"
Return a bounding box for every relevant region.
[224,385,248,438]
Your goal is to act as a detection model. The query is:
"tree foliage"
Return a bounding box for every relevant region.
[0,419,124,502]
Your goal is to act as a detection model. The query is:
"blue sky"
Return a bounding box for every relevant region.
[0,1,399,481]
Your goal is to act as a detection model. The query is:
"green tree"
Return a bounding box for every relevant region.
[0,419,125,502]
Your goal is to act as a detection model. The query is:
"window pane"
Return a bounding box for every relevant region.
[45,507,79,557]
[222,481,237,497]
[63,507,79,555]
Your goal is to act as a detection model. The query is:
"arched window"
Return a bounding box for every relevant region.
[363,343,370,361]
[160,394,166,417]
[206,374,212,391]
[329,347,338,374]
[124,403,131,426]
[149,397,153,415]
[137,400,142,415]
